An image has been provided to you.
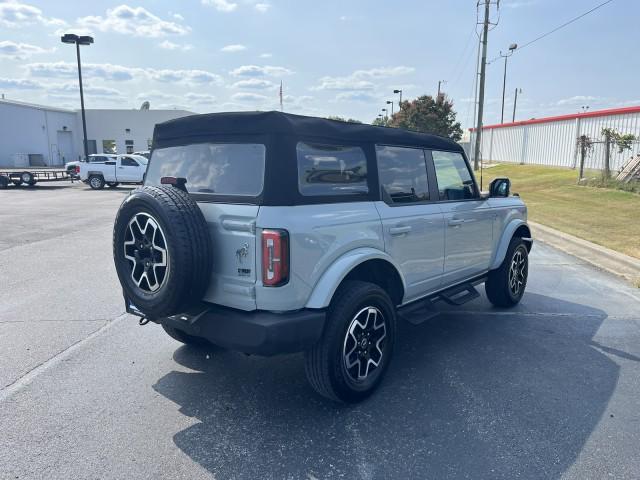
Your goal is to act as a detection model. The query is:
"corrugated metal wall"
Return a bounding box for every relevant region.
[470,109,640,171]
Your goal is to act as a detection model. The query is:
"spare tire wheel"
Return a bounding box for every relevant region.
[113,185,212,319]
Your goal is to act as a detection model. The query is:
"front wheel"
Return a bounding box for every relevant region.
[305,281,396,403]
[485,237,529,307]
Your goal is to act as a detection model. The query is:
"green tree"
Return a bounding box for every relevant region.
[386,95,463,141]
[371,116,390,127]
[326,116,363,124]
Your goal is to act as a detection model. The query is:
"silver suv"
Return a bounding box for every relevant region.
[112,111,532,402]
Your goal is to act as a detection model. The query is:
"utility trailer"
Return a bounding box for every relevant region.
[0,169,75,189]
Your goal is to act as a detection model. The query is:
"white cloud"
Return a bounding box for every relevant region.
[230,65,293,77]
[136,90,175,101]
[335,91,376,102]
[556,95,600,106]
[159,40,193,51]
[231,78,276,90]
[313,78,375,91]
[221,44,246,52]
[259,53,272,58]
[202,0,238,12]
[231,92,269,102]
[25,61,223,86]
[185,92,216,104]
[0,40,51,59]
[172,13,184,21]
[0,77,42,89]
[312,66,414,91]
[254,3,270,13]
[0,1,66,28]
[76,5,190,38]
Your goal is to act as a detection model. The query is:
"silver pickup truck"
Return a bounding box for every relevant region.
[80,154,148,189]
[112,111,532,402]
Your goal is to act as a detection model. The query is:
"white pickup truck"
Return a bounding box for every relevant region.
[80,154,148,189]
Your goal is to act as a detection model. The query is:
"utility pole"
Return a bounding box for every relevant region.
[473,1,491,171]
[512,88,521,122]
[437,80,446,99]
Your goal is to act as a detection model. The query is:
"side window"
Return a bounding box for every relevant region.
[121,156,139,167]
[297,142,368,196]
[376,145,429,204]
[432,151,477,201]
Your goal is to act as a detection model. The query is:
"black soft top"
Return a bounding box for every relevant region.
[152,110,463,152]
[150,111,467,206]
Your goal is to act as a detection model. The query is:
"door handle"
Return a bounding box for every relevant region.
[448,219,465,227]
[390,226,412,236]
[118,166,124,169]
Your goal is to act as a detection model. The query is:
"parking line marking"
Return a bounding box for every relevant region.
[0,313,128,402]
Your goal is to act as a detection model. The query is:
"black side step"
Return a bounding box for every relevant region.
[437,283,480,306]
[398,297,439,325]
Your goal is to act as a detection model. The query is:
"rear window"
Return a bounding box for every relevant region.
[145,143,265,196]
[297,142,368,196]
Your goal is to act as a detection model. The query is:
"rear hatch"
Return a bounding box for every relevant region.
[144,142,266,311]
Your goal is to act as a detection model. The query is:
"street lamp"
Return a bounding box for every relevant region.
[386,100,394,116]
[381,108,388,119]
[61,33,94,161]
[437,80,446,99]
[500,43,517,124]
[581,105,590,113]
[393,89,402,111]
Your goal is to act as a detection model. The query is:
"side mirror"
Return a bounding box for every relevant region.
[489,177,510,197]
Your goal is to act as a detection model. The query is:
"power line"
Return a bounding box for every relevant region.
[488,0,616,64]
[519,0,616,51]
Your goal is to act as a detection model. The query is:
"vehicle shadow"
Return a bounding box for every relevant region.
[152,293,617,479]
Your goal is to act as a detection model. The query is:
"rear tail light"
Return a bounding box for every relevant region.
[75,165,80,174]
[262,229,289,287]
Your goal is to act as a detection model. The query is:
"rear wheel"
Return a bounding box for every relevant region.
[89,175,105,190]
[305,281,396,403]
[21,172,35,185]
[485,237,529,307]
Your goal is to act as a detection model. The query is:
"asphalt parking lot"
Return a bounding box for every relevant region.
[1,182,639,480]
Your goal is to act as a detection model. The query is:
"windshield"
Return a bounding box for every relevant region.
[145,143,265,196]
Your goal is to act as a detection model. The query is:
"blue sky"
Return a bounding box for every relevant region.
[0,0,637,128]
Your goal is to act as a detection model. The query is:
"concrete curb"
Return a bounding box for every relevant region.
[529,221,640,284]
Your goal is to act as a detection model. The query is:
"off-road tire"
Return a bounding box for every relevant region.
[113,185,212,319]
[305,281,396,403]
[485,236,529,307]
[89,175,105,190]
[107,182,120,188]
[162,324,212,347]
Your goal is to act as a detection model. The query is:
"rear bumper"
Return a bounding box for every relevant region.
[141,303,326,356]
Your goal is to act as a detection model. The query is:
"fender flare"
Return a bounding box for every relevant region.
[305,247,406,309]
[489,219,532,270]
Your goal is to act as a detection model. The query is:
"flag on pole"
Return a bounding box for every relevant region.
[279,80,283,112]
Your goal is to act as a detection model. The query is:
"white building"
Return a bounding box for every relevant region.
[0,98,193,167]
[471,106,640,171]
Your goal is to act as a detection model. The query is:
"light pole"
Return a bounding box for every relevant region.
[61,33,94,161]
[393,89,402,111]
[437,80,446,99]
[386,100,394,116]
[381,108,388,120]
[512,88,522,122]
[500,43,517,124]
[581,105,590,113]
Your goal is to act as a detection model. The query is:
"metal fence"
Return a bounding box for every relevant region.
[469,106,640,171]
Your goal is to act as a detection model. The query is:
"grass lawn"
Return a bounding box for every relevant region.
[483,164,640,259]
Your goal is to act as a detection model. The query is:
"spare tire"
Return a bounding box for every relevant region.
[113,185,212,319]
